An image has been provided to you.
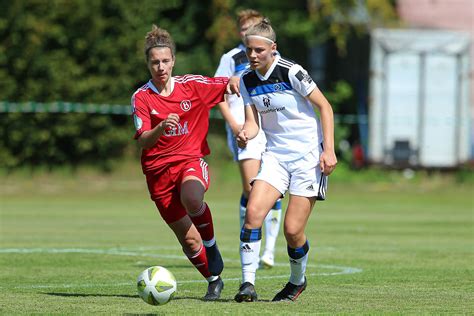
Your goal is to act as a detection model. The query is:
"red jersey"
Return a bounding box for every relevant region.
[132,75,229,173]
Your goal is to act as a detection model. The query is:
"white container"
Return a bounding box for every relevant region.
[369,28,471,167]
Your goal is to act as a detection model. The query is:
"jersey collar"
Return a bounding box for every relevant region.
[148,78,175,95]
[256,55,280,81]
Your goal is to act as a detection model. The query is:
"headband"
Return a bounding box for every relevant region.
[246,35,275,44]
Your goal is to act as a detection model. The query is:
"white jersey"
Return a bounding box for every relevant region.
[241,55,323,162]
[214,44,248,124]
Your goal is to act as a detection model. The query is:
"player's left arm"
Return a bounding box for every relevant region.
[306,87,337,175]
[237,104,259,148]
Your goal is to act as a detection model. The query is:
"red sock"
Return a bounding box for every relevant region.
[186,244,211,278]
[189,202,215,242]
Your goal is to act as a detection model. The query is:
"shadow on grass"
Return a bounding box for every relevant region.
[44,292,138,298]
[43,292,238,302]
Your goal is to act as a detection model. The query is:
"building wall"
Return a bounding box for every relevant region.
[397,0,474,158]
[397,0,473,98]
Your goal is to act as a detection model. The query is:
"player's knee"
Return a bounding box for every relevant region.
[244,204,263,227]
[283,225,303,244]
[182,197,203,213]
[181,235,201,254]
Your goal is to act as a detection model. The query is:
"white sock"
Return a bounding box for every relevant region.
[263,208,281,257]
[289,252,308,285]
[240,240,261,285]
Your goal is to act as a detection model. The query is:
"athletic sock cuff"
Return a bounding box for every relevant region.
[287,240,310,259]
[272,199,282,210]
[240,194,248,208]
[240,227,262,242]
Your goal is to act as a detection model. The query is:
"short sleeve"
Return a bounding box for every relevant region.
[240,76,252,106]
[192,76,229,108]
[289,64,317,97]
[214,54,234,78]
[131,93,151,139]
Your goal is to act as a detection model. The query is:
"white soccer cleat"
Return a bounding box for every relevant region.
[259,252,274,269]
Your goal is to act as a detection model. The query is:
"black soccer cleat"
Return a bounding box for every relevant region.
[205,243,224,276]
[272,277,307,302]
[203,276,224,301]
[234,282,258,302]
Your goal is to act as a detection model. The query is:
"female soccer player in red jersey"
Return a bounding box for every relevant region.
[131,25,239,301]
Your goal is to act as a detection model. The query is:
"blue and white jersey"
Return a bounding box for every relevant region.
[240,55,322,162]
[214,44,249,123]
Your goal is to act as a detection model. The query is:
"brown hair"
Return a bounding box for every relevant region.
[237,9,264,26]
[144,25,176,61]
[245,18,276,42]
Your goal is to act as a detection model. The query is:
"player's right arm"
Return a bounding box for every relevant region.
[137,113,179,149]
[132,92,179,149]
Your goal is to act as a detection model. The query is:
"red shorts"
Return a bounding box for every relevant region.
[145,158,210,224]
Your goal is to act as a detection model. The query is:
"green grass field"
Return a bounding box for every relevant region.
[1,162,473,314]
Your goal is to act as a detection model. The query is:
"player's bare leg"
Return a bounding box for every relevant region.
[168,213,223,300]
[239,159,282,269]
[182,177,224,276]
[272,195,315,302]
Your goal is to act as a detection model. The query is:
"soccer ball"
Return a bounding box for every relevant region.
[137,266,177,305]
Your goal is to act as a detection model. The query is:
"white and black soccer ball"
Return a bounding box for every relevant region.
[137,266,177,305]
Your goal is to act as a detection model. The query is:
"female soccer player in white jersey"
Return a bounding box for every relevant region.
[215,9,282,269]
[131,25,239,301]
[234,19,337,302]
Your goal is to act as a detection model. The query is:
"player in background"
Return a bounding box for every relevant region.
[132,25,240,301]
[234,19,337,302]
[214,9,282,269]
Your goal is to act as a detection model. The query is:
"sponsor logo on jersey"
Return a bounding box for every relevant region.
[295,70,314,84]
[151,109,159,115]
[180,100,192,112]
[163,121,189,136]
[260,106,286,114]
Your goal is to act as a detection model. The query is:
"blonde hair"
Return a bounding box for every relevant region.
[237,9,264,26]
[244,18,276,43]
[144,25,176,61]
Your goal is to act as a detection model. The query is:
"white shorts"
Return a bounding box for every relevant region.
[253,147,328,200]
[225,124,266,161]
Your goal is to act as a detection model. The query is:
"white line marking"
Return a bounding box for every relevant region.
[0,247,362,290]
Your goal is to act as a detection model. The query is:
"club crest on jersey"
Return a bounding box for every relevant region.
[180,100,192,112]
[263,97,271,107]
[273,83,282,91]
